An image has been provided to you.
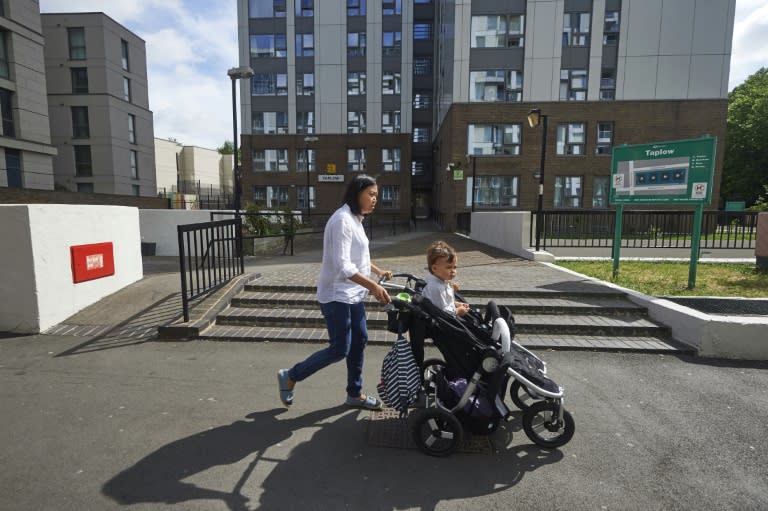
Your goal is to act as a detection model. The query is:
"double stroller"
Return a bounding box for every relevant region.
[380,273,575,457]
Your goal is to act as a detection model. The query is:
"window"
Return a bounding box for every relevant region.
[382,72,401,95]
[414,91,432,109]
[382,111,401,133]
[604,10,620,45]
[556,123,586,155]
[130,150,138,178]
[68,27,86,60]
[71,106,89,138]
[380,185,400,208]
[563,13,590,46]
[382,0,401,15]
[123,77,131,102]
[71,68,89,93]
[413,126,430,143]
[347,148,366,172]
[132,185,140,196]
[121,39,130,70]
[249,0,287,18]
[252,73,288,95]
[382,31,401,56]
[467,124,521,155]
[347,111,366,133]
[560,69,587,101]
[592,176,609,208]
[5,149,22,188]
[252,149,289,172]
[74,145,92,176]
[347,0,366,16]
[297,73,314,96]
[474,176,520,208]
[554,176,583,208]
[296,111,314,134]
[600,69,616,100]
[0,30,9,79]
[347,72,366,95]
[411,160,429,176]
[296,186,315,210]
[414,22,432,40]
[252,111,288,134]
[128,114,136,143]
[471,15,525,48]
[414,56,432,76]
[296,148,316,172]
[0,88,13,137]
[296,0,313,16]
[382,148,401,172]
[77,182,94,193]
[252,186,289,208]
[296,34,314,56]
[250,34,287,58]
[596,122,613,155]
[347,32,366,56]
[470,70,522,102]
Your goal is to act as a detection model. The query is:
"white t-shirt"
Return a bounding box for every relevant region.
[316,204,371,304]
[422,271,456,315]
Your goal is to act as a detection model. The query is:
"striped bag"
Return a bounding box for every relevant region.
[376,333,421,418]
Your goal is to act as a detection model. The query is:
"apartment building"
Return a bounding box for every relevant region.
[154,137,234,196]
[236,0,735,229]
[0,0,57,189]
[42,12,156,196]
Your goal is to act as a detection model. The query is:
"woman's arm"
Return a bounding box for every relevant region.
[349,272,390,304]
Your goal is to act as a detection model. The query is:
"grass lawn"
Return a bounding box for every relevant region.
[555,261,768,298]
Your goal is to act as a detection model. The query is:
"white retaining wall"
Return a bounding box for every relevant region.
[139,209,219,256]
[0,205,143,334]
[470,211,554,261]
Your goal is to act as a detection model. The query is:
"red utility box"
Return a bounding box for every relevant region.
[70,242,115,283]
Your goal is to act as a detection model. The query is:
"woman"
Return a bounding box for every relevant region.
[277,175,392,410]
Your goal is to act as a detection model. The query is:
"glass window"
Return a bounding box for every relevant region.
[296,0,313,17]
[123,77,131,102]
[559,69,587,101]
[77,182,94,193]
[382,148,401,172]
[563,12,590,46]
[252,149,289,172]
[596,122,613,155]
[414,56,432,76]
[130,150,138,179]
[297,73,314,96]
[68,27,86,60]
[347,0,366,16]
[414,23,432,40]
[347,72,366,95]
[414,91,432,110]
[0,88,13,137]
[128,114,136,143]
[250,34,287,58]
[474,176,520,208]
[296,111,314,134]
[132,185,140,196]
[471,15,525,48]
[382,72,401,95]
[121,39,130,71]
[382,32,401,56]
[348,32,366,56]
[467,124,521,155]
[74,145,92,176]
[413,126,430,143]
[249,0,287,17]
[347,111,366,133]
[71,106,89,138]
[592,176,609,208]
[0,31,9,79]
[296,148,316,172]
[380,185,400,208]
[252,73,288,95]
[556,123,586,155]
[604,10,620,45]
[347,148,367,172]
[5,149,22,188]
[382,0,401,16]
[253,186,289,208]
[252,112,288,134]
[600,69,616,100]
[296,33,314,57]
[554,176,583,208]
[71,68,89,93]
[382,111,401,133]
[470,70,522,102]
[296,186,315,210]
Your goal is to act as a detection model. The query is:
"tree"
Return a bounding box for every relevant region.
[722,67,768,206]
[217,141,234,154]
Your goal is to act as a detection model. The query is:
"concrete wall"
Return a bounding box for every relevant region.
[0,204,143,334]
[139,209,220,256]
[470,211,553,261]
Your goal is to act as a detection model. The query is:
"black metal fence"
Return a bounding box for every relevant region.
[177,218,244,321]
[530,210,758,250]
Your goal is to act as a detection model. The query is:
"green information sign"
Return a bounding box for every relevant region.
[609,136,717,205]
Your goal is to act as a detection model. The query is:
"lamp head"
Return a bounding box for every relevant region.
[228,66,255,80]
[527,108,542,128]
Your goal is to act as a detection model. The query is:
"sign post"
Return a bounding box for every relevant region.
[609,136,717,288]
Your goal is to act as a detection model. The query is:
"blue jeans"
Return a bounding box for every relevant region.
[288,301,368,398]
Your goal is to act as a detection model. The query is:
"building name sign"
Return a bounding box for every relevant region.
[318,175,344,183]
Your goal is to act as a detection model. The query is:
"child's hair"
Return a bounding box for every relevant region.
[426,240,456,274]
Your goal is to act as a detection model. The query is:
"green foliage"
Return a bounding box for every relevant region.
[242,203,306,237]
[723,67,768,206]
[746,184,768,212]
[217,141,234,154]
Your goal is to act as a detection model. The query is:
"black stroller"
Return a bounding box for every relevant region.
[381,274,575,457]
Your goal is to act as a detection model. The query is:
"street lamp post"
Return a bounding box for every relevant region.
[470,155,477,212]
[303,136,319,219]
[527,108,548,252]
[227,66,254,219]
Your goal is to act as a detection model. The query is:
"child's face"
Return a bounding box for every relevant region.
[431,255,458,282]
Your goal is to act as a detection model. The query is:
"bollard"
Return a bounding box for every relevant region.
[757,212,768,272]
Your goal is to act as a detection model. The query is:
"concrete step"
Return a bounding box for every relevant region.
[198,324,688,353]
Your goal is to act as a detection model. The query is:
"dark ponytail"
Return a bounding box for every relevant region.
[342,174,377,215]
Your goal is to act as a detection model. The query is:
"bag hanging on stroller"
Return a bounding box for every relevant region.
[376,332,421,417]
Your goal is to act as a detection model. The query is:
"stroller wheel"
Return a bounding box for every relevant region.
[421,358,446,394]
[410,408,464,457]
[522,400,575,449]
[510,380,542,410]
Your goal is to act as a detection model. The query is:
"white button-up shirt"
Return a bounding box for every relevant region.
[422,271,456,315]
[316,204,371,304]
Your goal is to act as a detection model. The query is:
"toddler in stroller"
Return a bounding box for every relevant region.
[380,273,575,457]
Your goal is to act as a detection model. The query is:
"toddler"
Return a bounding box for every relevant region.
[422,240,470,317]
